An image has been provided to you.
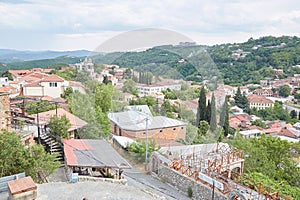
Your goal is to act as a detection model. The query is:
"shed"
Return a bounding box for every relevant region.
[7,176,37,200]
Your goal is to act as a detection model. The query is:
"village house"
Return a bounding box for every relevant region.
[8,70,32,81]
[0,77,9,86]
[217,84,236,97]
[247,94,274,110]
[239,129,263,138]
[29,108,88,139]
[22,74,66,98]
[136,80,181,97]
[108,106,186,146]
[19,73,85,98]
[253,88,273,97]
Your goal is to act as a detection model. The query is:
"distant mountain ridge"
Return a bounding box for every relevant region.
[0,49,92,63]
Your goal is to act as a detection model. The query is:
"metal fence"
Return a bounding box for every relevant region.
[0,172,26,193]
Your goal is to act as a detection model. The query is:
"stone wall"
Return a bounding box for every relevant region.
[0,93,11,131]
[157,164,228,200]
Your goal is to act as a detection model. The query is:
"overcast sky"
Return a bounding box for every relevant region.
[0,0,300,51]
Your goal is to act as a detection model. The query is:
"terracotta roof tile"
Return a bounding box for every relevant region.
[29,108,87,132]
[7,176,36,195]
[247,94,274,104]
[40,74,64,82]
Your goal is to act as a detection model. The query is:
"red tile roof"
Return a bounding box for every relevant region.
[24,81,41,87]
[247,94,274,104]
[7,176,36,195]
[8,70,32,77]
[40,74,64,82]
[19,72,49,82]
[29,108,87,132]
[277,127,298,139]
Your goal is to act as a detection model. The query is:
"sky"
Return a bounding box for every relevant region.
[0,0,300,51]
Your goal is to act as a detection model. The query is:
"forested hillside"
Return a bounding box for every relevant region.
[92,36,300,86]
[2,36,300,86]
[0,56,82,74]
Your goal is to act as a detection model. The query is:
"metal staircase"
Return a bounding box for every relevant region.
[40,131,65,165]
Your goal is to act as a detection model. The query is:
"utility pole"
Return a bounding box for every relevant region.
[145,116,149,168]
[37,108,41,144]
[212,180,215,200]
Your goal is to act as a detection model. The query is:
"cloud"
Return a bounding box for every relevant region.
[0,0,299,50]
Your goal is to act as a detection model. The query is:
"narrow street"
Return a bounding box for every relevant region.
[123,168,189,200]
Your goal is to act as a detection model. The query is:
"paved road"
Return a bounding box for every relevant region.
[123,168,189,200]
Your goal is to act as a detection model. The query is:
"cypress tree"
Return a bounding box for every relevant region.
[196,86,207,127]
[290,110,297,119]
[221,96,230,137]
[234,87,243,108]
[206,100,211,124]
[210,93,217,132]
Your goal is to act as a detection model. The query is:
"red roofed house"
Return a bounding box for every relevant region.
[8,70,32,81]
[29,108,88,138]
[253,88,273,97]
[247,94,274,110]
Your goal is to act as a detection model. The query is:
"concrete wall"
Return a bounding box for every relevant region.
[40,82,64,98]
[23,86,44,97]
[157,164,228,200]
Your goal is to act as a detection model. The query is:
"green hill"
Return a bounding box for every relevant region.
[0,56,83,74]
[92,35,300,86]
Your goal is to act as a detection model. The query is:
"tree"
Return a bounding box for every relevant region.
[198,120,210,136]
[123,68,132,79]
[290,110,298,119]
[128,140,159,163]
[95,83,113,113]
[0,131,59,182]
[205,100,211,123]
[193,120,210,144]
[61,87,73,99]
[210,93,217,132]
[102,75,111,85]
[196,86,207,127]
[220,97,231,137]
[234,87,249,112]
[122,79,138,95]
[231,134,300,198]
[28,144,60,182]
[279,85,291,97]
[251,119,267,128]
[48,115,71,139]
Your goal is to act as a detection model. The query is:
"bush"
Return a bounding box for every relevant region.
[187,186,193,198]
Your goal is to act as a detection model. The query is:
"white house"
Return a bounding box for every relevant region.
[137,83,181,96]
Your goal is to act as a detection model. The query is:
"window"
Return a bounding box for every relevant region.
[49,82,57,87]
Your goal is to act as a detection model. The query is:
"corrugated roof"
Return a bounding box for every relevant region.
[124,105,153,116]
[108,111,186,131]
[63,139,131,169]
